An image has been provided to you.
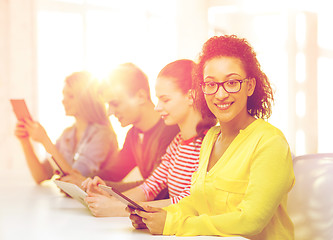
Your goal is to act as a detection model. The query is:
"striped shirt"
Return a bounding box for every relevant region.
[140,133,203,204]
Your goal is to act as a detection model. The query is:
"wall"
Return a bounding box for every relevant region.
[0,0,38,169]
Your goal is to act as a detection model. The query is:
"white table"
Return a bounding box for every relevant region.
[0,170,246,240]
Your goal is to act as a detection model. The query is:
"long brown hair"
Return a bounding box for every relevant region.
[157,59,216,137]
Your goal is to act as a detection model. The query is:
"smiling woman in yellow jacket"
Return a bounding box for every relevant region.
[130,35,295,240]
[163,120,294,239]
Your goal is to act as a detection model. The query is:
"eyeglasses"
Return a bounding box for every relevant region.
[201,79,248,95]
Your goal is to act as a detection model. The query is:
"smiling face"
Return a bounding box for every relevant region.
[155,77,192,126]
[203,56,255,125]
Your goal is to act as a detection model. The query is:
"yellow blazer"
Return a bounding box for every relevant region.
[163,119,295,240]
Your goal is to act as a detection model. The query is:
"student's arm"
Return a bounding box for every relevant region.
[18,138,54,183]
[171,184,191,204]
[121,185,147,202]
[85,184,172,217]
[14,121,53,184]
[83,176,168,217]
[24,119,72,173]
[84,157,173,217]
[83,178,147,217]
[163,136,295,237]
[85,192,130,217]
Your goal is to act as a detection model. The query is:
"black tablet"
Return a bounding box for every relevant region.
[99,185,146,212]
[50,156,66,176]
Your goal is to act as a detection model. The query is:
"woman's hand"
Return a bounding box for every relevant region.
[24,119,48,144]
[60,169,86,188]
[81,176,107,195]
[85,192,125,217]
[132,206,167,235]
[14,120,29,139]
[81,177,92,191]
[127,206,147,229]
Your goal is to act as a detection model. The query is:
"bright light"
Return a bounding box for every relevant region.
[37,1,177,148]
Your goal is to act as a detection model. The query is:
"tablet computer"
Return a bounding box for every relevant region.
[49,156,66,176]
[54,180,88,207]
[10,99,33,121]
[99,184,146,212]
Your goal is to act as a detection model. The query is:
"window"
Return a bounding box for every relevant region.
[37,0,177,148]
[208,1,331,155]
[318,11,333,153]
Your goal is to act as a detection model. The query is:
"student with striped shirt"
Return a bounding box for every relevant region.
[140,134,202,205]
[82,59,216,217]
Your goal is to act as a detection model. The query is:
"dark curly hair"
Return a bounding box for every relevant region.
[193,35,274,119]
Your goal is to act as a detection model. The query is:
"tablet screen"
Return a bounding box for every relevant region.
[99,185,146,212]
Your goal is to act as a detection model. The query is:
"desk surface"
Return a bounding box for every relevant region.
[0,170,246,240]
